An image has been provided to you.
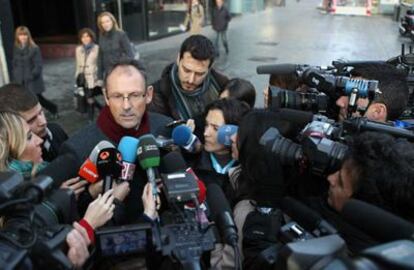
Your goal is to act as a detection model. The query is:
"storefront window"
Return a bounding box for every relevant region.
[147,0,188,38]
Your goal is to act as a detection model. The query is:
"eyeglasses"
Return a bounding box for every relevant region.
[107,91,146,103]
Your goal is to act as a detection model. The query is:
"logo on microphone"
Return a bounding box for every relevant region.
[99,151,110,160]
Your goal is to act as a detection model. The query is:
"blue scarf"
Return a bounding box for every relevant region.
[9,159,48,179]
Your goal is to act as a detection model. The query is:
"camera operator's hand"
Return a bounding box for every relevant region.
[60,177,88,199]
[83,189,115,229]
[263,87,269,108]
[88,179,103,199]
[142,183,160,220]
[66,222,90,269]
[112,180,130,202]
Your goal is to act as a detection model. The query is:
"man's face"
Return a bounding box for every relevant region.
[216,0,224,7]
[326,160,355,212]
[177,52,210,92]
[105,66,153,129]
[20,103,47,138]
[204,109,228,155]
[335,96,370,122]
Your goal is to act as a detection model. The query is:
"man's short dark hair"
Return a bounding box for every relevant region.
[350,63,409,120]
[0,83,39,112]
[347,131,414,221]
[224,78,256,108]
[179,35,215,67]
[104,58,147,88]
[204,98,250,126]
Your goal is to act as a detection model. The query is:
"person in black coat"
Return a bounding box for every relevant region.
[12,26,58,116]
[212,0,231,56]
[96,11,135,80]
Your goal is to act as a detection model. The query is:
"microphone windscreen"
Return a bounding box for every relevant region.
[342,199,414,242]
[207,184,232,219]
[278,108,314,128]
[89,140,115,163]
[37,153,79,188]
[96,148,123,178]
[137,134,160,170]
[217,125,238,146]
[172,125,192,146]
[161,151,187,173]
[118,136,140,163]
[256,63,297,75]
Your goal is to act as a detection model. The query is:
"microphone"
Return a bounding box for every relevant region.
[96,147,122,194]
[256,63,298,75]
[37,153,79,188]
[137,134,160,197]
[341,199,414,242]
[78,140,115,183]
[172,125,200,152]
[206,184,238,246]
[281,197,337,236]
[343,117,414,141]
[217,125,238,146]
[118,136,140,181]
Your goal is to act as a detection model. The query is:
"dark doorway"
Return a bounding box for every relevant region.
[11,0,77,43]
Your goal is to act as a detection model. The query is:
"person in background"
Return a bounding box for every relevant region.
[183,0,205,35]
[97,11,135,81]
[212,0,231,56]
[220,78,256,108]
[75,28,103,121]
[12,26,58,118]
[0,83,68,162]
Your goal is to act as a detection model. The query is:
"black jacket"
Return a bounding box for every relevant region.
[149,63,229,120]
[12,45,45,94]
[60,112,173,224]
[98,30,134,79]
[212,6,231,32]
[42,123,68,162]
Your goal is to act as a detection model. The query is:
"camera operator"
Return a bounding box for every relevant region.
[219,109,297,270]
[336,63,408,122]
[306,131,414,254]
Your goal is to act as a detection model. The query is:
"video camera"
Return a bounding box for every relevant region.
[0,171,78,270]
[95,152,216,270]
[258,63,380,118]
[272,197,414,270]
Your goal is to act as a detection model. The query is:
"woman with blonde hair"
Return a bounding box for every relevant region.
[12,26,58,117]
[75,28,102,121]
[96,11,135,80]
[0,111,45,178]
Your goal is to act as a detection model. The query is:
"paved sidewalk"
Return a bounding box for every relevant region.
[42,0,404,135]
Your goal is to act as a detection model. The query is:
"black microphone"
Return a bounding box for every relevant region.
[96,147,122,194]
[343,117,414,141]
[206,184,238,246]
[161,151,188,173]
[37,153,79,188]
[341,199,414,242]
[256,63,298,75]
[281,197,337,236]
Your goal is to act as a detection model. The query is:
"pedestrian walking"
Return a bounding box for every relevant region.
[212,0,231,56]
[183,0,205,35]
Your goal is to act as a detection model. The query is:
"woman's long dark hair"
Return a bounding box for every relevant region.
[237,109,296,207]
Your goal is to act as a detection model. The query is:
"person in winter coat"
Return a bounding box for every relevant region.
[212,0,231,56]
[75,28,102,121]
[96,11,135,80]
[12,26,58,117]
[183,0,205,35]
